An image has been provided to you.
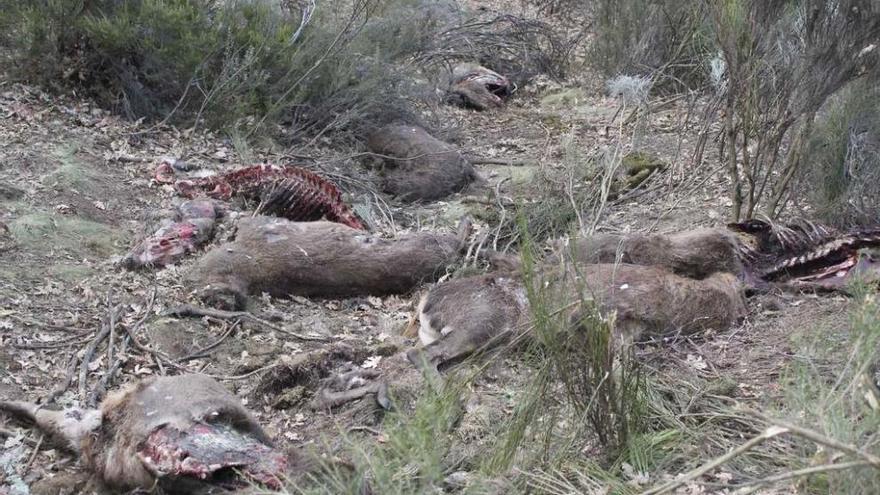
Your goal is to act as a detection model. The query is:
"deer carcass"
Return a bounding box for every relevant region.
[367,124,479,202]
[0,374,290,493]
[122,199,221,269]
[445,64,512,111]
[408,264,746,373]
[189,216,468,309]
[155,162,365,229]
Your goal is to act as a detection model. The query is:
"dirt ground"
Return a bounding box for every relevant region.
[0,59,855,494]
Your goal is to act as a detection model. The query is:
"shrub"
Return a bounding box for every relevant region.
[706,0,880,220]
[589,0,714,93]
[799,81,880,228]
[0,0,439,139]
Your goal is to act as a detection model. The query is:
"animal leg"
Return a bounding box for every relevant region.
[311,368,391,410]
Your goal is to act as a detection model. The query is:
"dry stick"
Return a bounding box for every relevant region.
[13,335,93,350]
[202,363,282,381]
[732,460,871,494]
[106,292,115,377]
[640,426,790,495]
[162,304,328,342]
[43,353,79,405]
[21,433,44,475]
[468,158,529,166]
[7,314,87,333]
[766,418,880,468]
[176,321,238,363]
[78,304,125,403]
[0,427,37,446]
[493,177,511,251]
[89,290,157,406]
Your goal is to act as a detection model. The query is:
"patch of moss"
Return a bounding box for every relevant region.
[9,212,124,258]
[42,150,103,196]
[539,113,566,132]
[539,88,587,109]
[621,151,667,189]
[46,264,95,283]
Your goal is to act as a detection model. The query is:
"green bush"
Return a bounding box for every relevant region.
[589,0,714,93]
[800,81,880,227]
[0,0,439,138]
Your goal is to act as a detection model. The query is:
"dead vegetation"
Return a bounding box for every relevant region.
[2,0,880,494]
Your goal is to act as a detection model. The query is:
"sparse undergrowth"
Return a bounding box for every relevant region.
[282,252,880,494]
[0,0,439,140]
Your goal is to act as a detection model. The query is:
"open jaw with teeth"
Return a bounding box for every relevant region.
[447,64,512,110]
[730,220,880,290]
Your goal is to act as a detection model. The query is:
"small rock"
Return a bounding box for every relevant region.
[443,471,471,491]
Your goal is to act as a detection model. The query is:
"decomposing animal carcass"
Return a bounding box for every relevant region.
[445,64,512,111]
[561,263,746,343]
[554,228,746,280]
[559,219,880,290]
[0,374,290,493]
[408,264,746,373]
[728,219,880,289]
[155,162,365,229]
[122,199,220,269]
[367,124,479,202]
[407,273,528,374]
[189,216,468,309]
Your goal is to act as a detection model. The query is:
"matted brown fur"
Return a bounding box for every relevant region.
[407,273,528,373]
[408,263,746,371]
[561,263,747,343]
[367,124,478,202]
[555,228,745,279]
[189,216,464,309]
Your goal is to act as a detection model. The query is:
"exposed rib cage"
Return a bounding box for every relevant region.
[730,219,880,282]
[168,163,365,230]
[763,229,880,279]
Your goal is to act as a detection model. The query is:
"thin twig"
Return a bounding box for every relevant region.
[640,426,790,495]
[764,417,880,468]
[78,304,125,403]
[731,460,871,493]
[0,427,38,446]
[106,291,115,376]
[89,289,157,405]
[43,353,78,405]
[468,158,529,166]
[163,304,327,342]
[202,363,282,381]
[21,433,44,475]
[176,321,238,363]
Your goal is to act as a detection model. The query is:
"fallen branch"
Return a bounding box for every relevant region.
[732,460,872,494]
[0,427,38,446]
[640,426,790,495]
[22,433,43,475]
[43,353,79,405]
[78,304,125,402]
[163,304,328,342]
[468,158,529,166]
[767,418,880,468]
[176,321,238,363]
[89,289,157,406]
